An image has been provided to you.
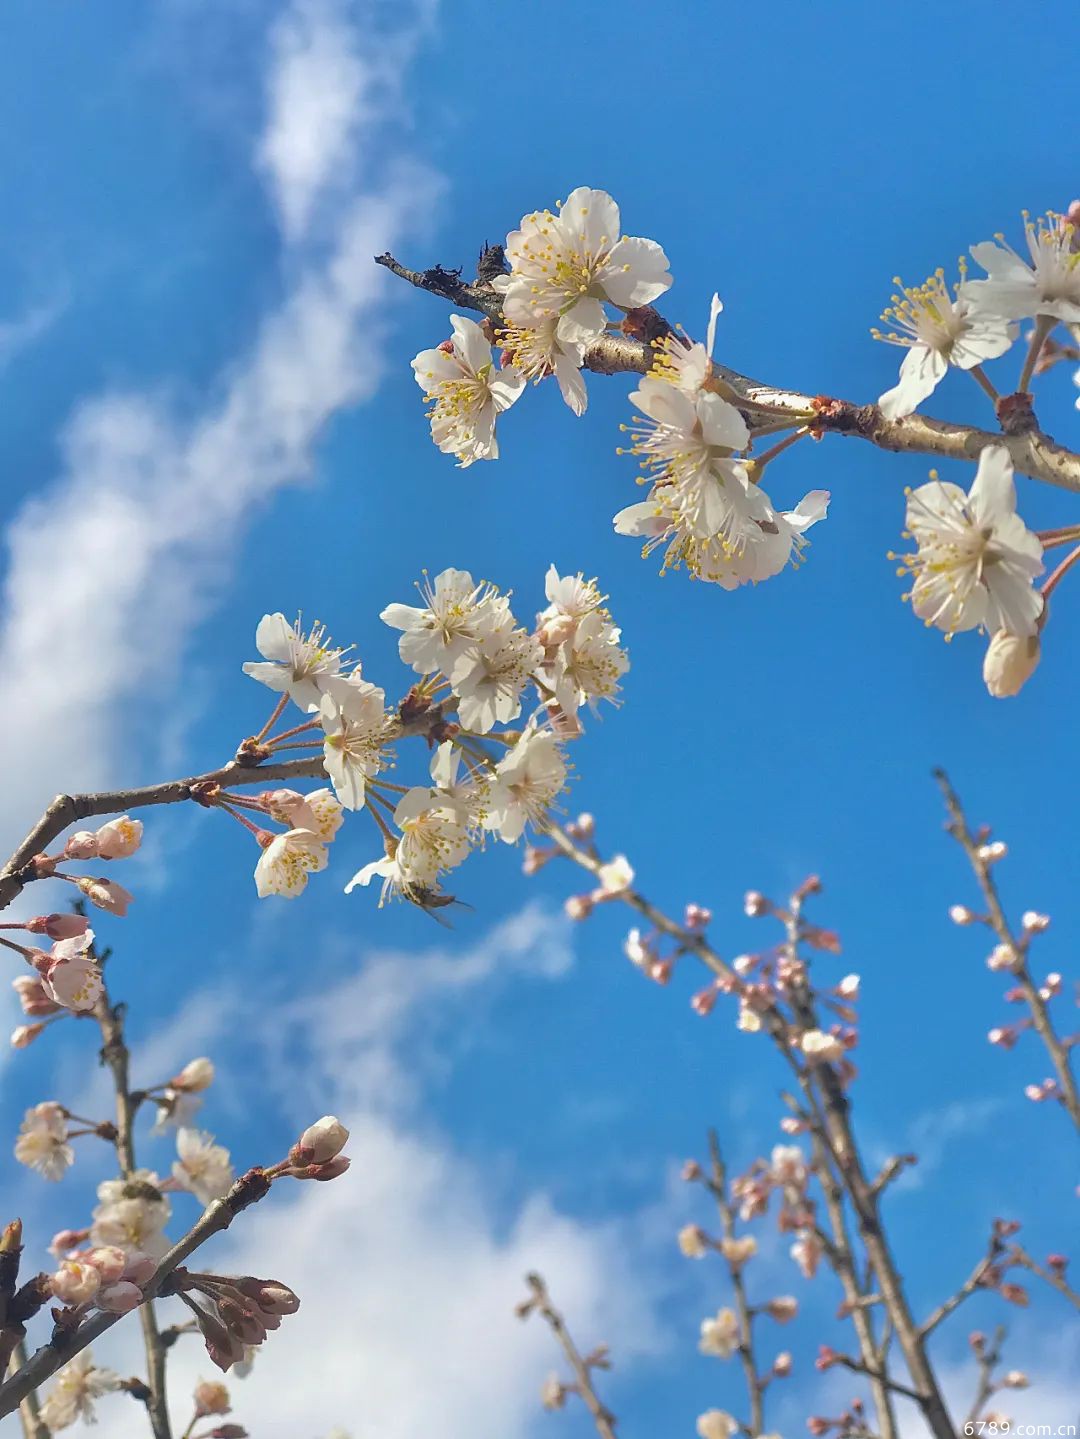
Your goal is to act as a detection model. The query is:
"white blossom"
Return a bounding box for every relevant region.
[318,684,387,810]
[173,1129,234,1205]
[697,1410,738,1439]
[254,828,328,899]
[494,187,672,344]
[381,568,511,675]
[412,315,524,466]
[699,1306,740,1359]
[14,1102,73,1181]
[91,1172,171,1258]
[449,626,543,733]
[39,1351,121,1430]
[967,212,1080,323]
[897,446,1043,637]
[550,609,629,714]
[873,270,1016,419]
[242,613,347,711]
[499,315,588,414]
[483,724,567,843]
[392,788,472,886]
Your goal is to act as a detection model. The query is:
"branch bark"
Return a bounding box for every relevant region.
[375,251,1080,495]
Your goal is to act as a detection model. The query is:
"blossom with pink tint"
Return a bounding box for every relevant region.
[96,1280,143,1313]
[294,1116,350,1166]
[94,816,143,859]
[790,1230,823,1279]
[1024,1079,1059,1102]
[978,840,1008,863]
[684,903,712,930]
[1040,973,1062,998]
[76,877,134,916]
[815,1344,840,1371]
[123,1252,158,1287]
[772,1350,793,1376]
[63,831,100,860]
[766,1295,798,1323]
[744,890,771,917]
[14,1101,73,1180]
[564,894,594,921]
[173,1130,234,1205]
[87,1246,127,1284]
[50,1228,90,1258]
[595,855,634,896]
[779,1116,807,1135]
[987,943,1022,972]
[51,1260,101,1306]
[194,1379,231,1416]
[771,1145,808,1189]
[26,913,90,940]
[949,904,976,925]
[171,1058,215,1093]
[1022,910,1050,933]
[989,1026,1019,1049]
[697,1411,737,1439]
[691,984,719,1017]
[39,937,103,1013]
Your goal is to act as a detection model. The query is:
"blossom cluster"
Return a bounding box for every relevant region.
[237,565,627,908]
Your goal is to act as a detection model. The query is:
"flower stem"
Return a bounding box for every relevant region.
[968,365,1000,404]
[253,694,289,745]
[268,717,320,745]
[1040,541,1080,602]
[1018,315,1054,393]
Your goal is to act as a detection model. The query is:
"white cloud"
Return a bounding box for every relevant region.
[0,294,66,372]
[56,907,663,1439]
[0,0,440,857]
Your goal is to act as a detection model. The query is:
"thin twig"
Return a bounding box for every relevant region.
[520,1273,617,1439]
[705,1133,766,1437]
[935,770,1080,1132]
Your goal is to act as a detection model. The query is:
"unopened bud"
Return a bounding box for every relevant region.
[76,877,134,916]
[744,891,770,917]
[292,1115,349,1165]
[983,630,1039,699]
[94,816,143,859]
[772,1350,793,1377]
[564,893,594,920]
[11,1024,44,1048]
[949,904,976,925]
[96,1280,143,1312]
[63,832,100,860]
[194,1380,231,1416]
[171,1057,215,1093]
[26,914,90,940]
[1022,910,1050,933]
[977,841,1008,864]
[234,1278,300,1315]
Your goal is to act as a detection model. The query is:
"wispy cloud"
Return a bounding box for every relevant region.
[0,294,66,372]
[48,905,664,1438]
[0,0,439,855]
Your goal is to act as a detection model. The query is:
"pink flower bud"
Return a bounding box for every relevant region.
[815,1345,839,1371]
[123,1252,158,1286]
[76,877,134,916]
[684,903,712,930]
[977,841,1007,864]
[808,1418,831,1436]
[564,894,593,921]
[96,1280,144,1312]
[767,1296,798,1323]
[41,953,103,1013]
[744,891,770,917]
[1047,1253,1068,1272]
[681,1160,702,1182]
[691,985,719,1017]
[294,1115,349,1165]
[1022,910,1050,933]
[94,816,143,859]
[998,1282,1029,1307]
[234,1278,300,1315]
[87,1246,127,1284]
[987,943,1022,973]
[772,1350,793,1377]
[1001,1370,1029,1389]
[171,1057,215,1093]
[64,832,100,860]
[309,1155,351,1181]
[26,914,90,940]
[949,904,976,925]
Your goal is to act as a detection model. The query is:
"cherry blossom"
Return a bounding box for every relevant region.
[38,1351,121,1430]
[699,1306,740,1358]
[242,613,348,711]
[412,314,524,466]
[983,630,1041,697]
[254,828,328,899]
[482,723,567,843]
[318,683,388,810]
[873,269,1016,419]
[91,1171,172,1258]
[499,315,588,414]
[967,212,1080,322]
[392,788,472,886]
[14,1101,73,1180]
[697,1411,738,1439]
[173,1128,235,1205]
[449,624,543,733]
[381,568,510,675]
[897,447,1043,637]
[494,187,672,344]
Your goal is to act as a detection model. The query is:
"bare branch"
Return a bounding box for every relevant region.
[519,1273,617,1439]
[376,249,1080,494]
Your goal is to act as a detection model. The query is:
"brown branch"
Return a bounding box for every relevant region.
[705,1133,766,1437]
[375,250,1080,495]
[0,1167,272,1420]
[543,822,956,1439]
[919,1241,998,1339]
[1005,1245,1080,1311]
[0,696,456,913]
[966,1327,1006,1427]
[94,966,172,1439]
[935,769,1080,1132]
[520,1273,617,1439]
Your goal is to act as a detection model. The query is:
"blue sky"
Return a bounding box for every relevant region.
[1,0,1078,1434]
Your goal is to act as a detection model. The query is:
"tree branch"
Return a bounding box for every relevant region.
[520,1273,617,1439]
[935,769,1080,1132]
[375,250,1080,494]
